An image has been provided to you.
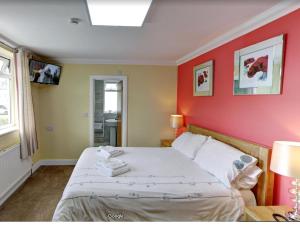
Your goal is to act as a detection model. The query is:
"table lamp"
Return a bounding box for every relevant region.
[270,141,300,221]
[170,114,183,138]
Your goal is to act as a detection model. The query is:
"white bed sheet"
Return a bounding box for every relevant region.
[52,147,245,221]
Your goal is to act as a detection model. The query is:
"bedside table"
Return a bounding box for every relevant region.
[160,139,174,147]
[244,206,292,221]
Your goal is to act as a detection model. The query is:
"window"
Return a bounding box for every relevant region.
[104,83,118,113]
[0,47,16,132]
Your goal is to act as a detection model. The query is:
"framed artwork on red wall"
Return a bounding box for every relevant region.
[233,34,284,95]
[193,60,213,96]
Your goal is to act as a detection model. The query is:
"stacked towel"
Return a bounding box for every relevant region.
[96,158,130,177]
[97,146,124,159]
[96,158,127,170]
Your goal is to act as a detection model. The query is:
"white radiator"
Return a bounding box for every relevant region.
[0,144,32,206]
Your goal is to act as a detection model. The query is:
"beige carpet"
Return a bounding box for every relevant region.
[0,166,73,221]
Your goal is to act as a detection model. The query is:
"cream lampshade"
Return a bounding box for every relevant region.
[170,115,183,137]
[271,141,300,221]
[170,114,183,129]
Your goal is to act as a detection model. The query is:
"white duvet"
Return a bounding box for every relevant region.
[52,147,245,221]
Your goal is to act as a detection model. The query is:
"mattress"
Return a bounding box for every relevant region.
[52,147,246,221]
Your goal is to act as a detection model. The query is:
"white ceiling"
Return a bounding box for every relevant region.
[0,0,288,65]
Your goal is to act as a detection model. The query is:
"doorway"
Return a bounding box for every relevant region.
[89,75,127,147]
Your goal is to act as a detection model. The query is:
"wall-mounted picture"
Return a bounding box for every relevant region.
[193,60,213,96]
[233,34,284,95]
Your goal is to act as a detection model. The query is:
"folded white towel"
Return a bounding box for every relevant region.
[97,146,124,159]
[98,145,115,152]
[96,158,127,170]
[96,158,129,177]
[97,150,123,159]
[97,164,130,177]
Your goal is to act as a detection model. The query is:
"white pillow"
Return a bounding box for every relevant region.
[232,166,262,190]
[172,132,207,159]
[194,137,258,188]
[171,132,192,150]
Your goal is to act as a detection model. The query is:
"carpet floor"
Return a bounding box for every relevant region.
[0,166,73,221]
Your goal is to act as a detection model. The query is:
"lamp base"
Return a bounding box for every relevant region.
[173,128,178,139]
[287,211,300,221]
[287,178,300,221]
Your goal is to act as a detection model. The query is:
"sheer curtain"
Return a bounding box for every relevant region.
[15,48,38,159]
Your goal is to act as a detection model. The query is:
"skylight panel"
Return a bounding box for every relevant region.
[86,0,152,27]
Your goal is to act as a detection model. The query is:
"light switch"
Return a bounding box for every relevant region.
[46,125,54,132]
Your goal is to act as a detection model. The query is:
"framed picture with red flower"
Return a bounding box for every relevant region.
[193,60,213,96]
[233,34,284,95]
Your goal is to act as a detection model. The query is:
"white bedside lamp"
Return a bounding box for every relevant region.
[271,141,300,221]
[170,114,183,138]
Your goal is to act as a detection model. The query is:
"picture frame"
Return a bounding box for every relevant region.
[193,60,213,96]
[233,34,284,95]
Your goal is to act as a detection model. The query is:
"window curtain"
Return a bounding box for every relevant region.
[15,48,38,159]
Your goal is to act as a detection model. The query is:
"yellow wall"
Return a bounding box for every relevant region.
[34,64,177,160]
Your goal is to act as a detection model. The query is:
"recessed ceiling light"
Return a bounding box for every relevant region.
[86,0,152,27]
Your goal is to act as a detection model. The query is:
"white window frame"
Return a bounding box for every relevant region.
[104,82,119,114]
[0,46,17,136]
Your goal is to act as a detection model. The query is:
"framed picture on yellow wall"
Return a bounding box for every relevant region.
[193,60,213,96]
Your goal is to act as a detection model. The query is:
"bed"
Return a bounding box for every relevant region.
[52,124,274,221]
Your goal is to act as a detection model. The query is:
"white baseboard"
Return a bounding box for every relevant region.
[0,170,31,206]
[31,160,42,174]
[32,159,77,174]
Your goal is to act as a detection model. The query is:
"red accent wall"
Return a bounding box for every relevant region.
[177,9,300,206]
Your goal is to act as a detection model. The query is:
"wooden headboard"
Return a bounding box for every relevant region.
[187,124,274,206]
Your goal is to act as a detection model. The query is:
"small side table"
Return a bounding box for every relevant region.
[244,205,292,221]
[160,139,174,147]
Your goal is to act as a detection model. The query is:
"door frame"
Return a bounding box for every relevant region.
[89,75,128,147]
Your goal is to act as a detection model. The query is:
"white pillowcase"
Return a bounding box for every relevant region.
[232,166,262,190]
[171,132,192,151]
[194,137,258,188]
[172,132,207,159]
